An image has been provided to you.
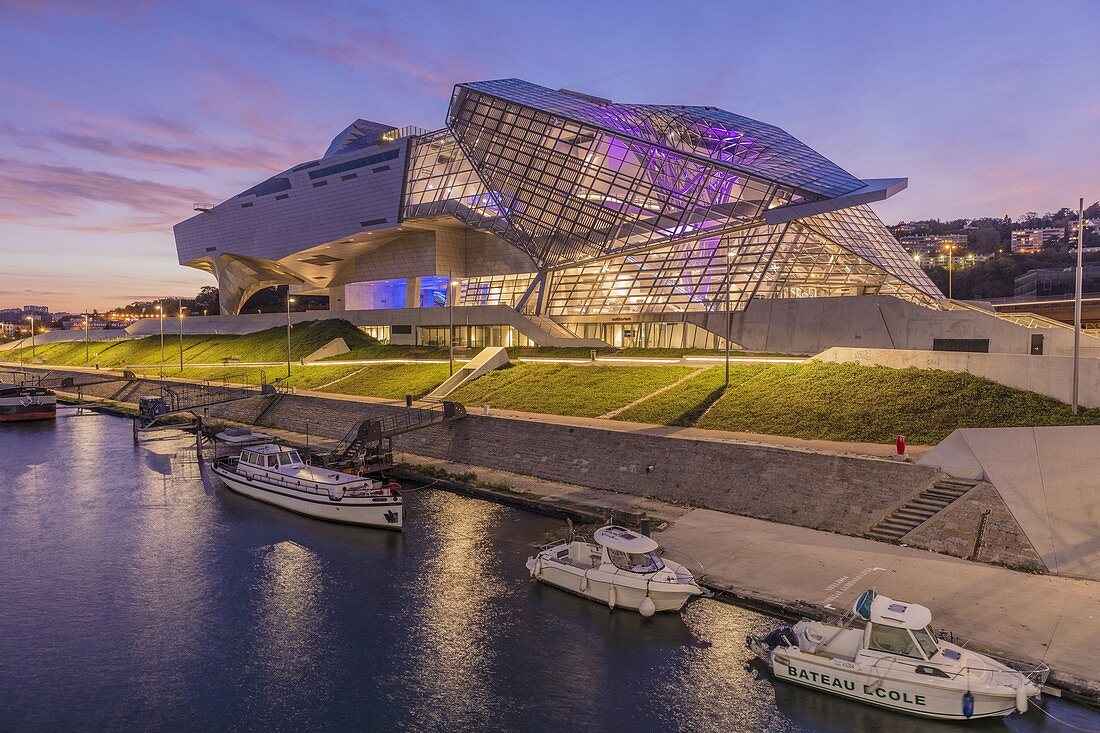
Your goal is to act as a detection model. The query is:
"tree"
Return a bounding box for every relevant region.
[974,227,1001,254]
[194,286,219,316]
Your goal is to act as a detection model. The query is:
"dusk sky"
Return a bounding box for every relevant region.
[1,0,1098,312]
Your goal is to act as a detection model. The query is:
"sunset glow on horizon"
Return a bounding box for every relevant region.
[1,0,1097,312]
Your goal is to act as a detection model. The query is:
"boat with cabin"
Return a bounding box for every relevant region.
[747,589,1047,720]
[211,443,402,529]
[525,525,703,616]
[0,384,56,422]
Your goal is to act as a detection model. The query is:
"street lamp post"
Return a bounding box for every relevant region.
[286,295,296,379]
[178,300,185,373]
[725,246,732,387]
[1073,197,1084,414]
[26,314,35,360]
[156,304,164,378]
[448,278,458,376]
[84,311,89,364]
[944,242,956,300]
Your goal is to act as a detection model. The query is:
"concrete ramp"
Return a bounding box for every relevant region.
[424,346,509,401]
[303,337,350,363]
[919,427,1100,578]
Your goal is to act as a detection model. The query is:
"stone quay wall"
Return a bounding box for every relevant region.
[36,367,1044,570]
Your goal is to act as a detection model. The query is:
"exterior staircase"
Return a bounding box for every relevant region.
[867,477,981,542]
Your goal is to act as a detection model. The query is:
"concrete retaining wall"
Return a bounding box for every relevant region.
[683,295,1100,356]
[33,365,1054,572]
[903,482,1046,573]
[815,347,1100,407]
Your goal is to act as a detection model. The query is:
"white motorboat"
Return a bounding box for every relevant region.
[525,525,704,616]
[747,589,1047,720]
[211,443,402,530]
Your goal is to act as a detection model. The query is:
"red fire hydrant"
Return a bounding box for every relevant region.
[896,435,906,457]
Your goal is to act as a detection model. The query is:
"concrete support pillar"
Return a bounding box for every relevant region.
[405,277,421,309]
[328,285,346,312]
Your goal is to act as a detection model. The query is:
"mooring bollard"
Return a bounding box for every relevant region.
[640,516,651,537]
[405,394,413,408]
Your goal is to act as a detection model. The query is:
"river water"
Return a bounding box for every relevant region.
[1,411,1096,732]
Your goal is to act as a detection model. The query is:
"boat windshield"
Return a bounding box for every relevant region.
[913,626,940,658]
[867,624,924,659]
[279,451,303,466]
[607,548,665,573]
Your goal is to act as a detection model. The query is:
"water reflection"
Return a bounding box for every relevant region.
[401,491,506,729]
[243,540,331,725]
[0,414,1096,732]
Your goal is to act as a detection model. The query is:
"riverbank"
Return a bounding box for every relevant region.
[26,363,1096,702]
[49,393,1100,704]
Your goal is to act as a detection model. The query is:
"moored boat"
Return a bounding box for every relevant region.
[211,443,402,529]
[0,385,56,422]
[747,589,1047,720]
[525,525,703,616]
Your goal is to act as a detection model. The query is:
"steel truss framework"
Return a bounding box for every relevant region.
[403,78,940,318]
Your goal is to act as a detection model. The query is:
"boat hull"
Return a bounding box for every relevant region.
[0,393,56,422]
[772,649,1022,720]
[530,560,698,613]
[212,466,402,530]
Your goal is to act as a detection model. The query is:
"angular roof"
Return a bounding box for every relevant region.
[456,79,865,199]
[324,119,398,158]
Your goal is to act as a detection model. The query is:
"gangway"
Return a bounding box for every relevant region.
[319,401,467,473]
[0,367,130,391]
[135,371,280,433]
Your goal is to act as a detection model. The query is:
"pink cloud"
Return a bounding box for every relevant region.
[0,158,206,229]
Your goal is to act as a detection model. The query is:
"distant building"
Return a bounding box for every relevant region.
[1011,228,1062,253]
[0,322,20,337]
[899,234,967,255]
[22,305,49,317]
[1014,266,1100,298]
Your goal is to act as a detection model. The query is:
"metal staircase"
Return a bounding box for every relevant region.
[867,477,980,542]
[320,401,468,472]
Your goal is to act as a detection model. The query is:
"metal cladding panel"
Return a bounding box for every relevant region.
[445,83,788,269]
[800,204,942,298]
[173,141,407,265]
[453,79,864,199]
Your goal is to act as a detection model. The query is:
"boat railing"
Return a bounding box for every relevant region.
[935,630,1052,686]
[658,546,707,584]
[537,537,573,553]
[859,650,1047,689]
[213,458,392,500]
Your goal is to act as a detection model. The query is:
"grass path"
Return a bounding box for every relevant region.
[598,367,706,419]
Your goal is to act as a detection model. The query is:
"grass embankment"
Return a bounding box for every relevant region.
[133,361,450,400]
[450,363,695,417]
[4,320,376,368]
[452,360,1100,444]
[613,365,758,426]
[694,361,1100,444]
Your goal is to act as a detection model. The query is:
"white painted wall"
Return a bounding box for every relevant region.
[816,346,1100,407]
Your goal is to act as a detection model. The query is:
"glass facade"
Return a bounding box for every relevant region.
[401,78,940,328]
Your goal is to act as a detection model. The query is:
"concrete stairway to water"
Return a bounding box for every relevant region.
[867,477,980,542]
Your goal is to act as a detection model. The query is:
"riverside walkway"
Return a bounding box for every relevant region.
[398,453,1099,699]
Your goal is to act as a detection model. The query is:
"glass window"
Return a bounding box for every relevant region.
[913,627,940,658]
[606,548,665,573]
[286,452,303,465]
[867,625,922,659]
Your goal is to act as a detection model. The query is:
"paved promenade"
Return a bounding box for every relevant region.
[657,509,1099,696]
[394,452,1095,695]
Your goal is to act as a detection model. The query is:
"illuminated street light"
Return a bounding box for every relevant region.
[178,300,186,373]
[449,278,459,376]
[25,314,35,360]
[156,304,164,378]
[942,242,957,300]
[286,294,296,379]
